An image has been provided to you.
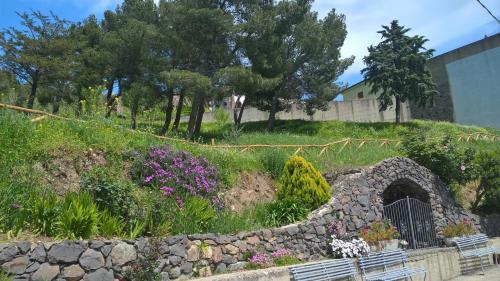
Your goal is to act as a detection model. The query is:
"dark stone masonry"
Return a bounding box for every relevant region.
[0,157,497,280]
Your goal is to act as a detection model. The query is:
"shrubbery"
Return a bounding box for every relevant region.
[473,150,500,214]
[442,219,474,238]
[56,193,100,239]
[79,168,133,219]
[263,198,309,227]
[277,156,331,210]
[401,134,477,187]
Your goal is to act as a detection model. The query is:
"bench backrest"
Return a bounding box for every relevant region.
[358,249,407,277]
[290,258,357,281]
[455,233,489,253]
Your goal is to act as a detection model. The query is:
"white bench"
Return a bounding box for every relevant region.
[454,233,500,274]
[359,249,427,281]
[290,258,359,281]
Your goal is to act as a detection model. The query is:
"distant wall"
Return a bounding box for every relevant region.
[194,98,411,124]
[410,34,500,128]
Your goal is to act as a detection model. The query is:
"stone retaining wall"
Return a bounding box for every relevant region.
[0,157,491,281]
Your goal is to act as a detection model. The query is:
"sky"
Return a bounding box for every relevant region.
[1,0,499,86]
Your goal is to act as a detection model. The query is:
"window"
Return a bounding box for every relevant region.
[357,92,364,99]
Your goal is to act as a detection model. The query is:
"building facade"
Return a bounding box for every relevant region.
[342,34,500,128]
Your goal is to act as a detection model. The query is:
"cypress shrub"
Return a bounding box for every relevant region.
[277,156,331,209]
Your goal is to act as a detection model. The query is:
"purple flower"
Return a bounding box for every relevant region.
[249,252,273,266]
[11,203,21,209]
[140,145,222,209]
[160,186,175,196]
[271,249,292,258]
[176,196,184,209]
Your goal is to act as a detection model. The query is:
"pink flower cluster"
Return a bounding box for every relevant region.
[249,252,273,266]
[327,220,347,239]
[271,248,292,259]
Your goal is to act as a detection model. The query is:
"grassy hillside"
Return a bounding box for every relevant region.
[0,109,499,239]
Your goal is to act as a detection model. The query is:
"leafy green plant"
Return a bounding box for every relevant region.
[264,198,309,227]
[79,168,133,218]
[442,220,474,238]
[214,107,230,130]
[0,271,12,281]
[29,191,60,236]
[56,192,100,239]
[401,134,477,187]
[127,219,146,240]
[173,197,216,234]
[277,156,331,209]
[99,211,125,238]
[359,220,400,247]
[472,150,500,214]
[259,149,288,179]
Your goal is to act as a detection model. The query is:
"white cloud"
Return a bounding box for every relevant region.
[312,0,500,80]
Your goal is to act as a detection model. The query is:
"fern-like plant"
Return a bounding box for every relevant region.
[29,191,60,236]
[99,211,125,238]
[277,156,331,210]
[56,192,99,239]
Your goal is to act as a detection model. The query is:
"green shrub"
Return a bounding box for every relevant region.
[126,219,146,240]
[401,134,477,186]
[173,197,216,234]
[0,271,12,281]
[29,191,60,236]
[56,193,100,239]
[259,149,288,179]
[264,198,309,227]
[99,211,125,238]
[474,150,500,214]
[79,168,133,218]
[277,156,331,209]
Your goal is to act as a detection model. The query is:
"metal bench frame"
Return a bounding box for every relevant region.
[290,258,359,281]
[454,233,500,274]
[358,249,427,281]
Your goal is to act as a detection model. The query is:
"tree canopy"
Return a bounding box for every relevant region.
[362,20,437,123]
[0,0,355,136]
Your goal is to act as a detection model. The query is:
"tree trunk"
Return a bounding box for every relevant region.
[105,79,115,118]
[266,95,278,132]
[186,93,200,139]
[395,95,401,124]
[236,101,246,129]
[131,98,138,130]
[160,87,175,135]
[27,78,38,109]
[193,94,206,137]
[172,90,185,133]
[52,100,60,114]
[233,95,241,125]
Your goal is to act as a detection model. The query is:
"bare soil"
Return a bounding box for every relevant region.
[33,147,107,194]
[223,171,277,212]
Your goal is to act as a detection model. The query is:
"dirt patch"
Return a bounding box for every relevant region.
[33,148,107,194]
[223,172,276,212]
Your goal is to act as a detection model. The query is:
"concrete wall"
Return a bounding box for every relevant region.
[196,98,411,124]
[195,238,500,281]
[410,34,500,127]
[446,47,500,129]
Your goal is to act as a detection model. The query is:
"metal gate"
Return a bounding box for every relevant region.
[383,196,439,249]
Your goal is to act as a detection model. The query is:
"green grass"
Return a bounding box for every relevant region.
[0,107,499,238]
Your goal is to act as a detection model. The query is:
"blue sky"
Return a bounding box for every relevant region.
[1,0,499,86]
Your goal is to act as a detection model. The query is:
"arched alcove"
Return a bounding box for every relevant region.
[382,178,430,205]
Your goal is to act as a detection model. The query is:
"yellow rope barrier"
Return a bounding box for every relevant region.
[1,103,499,155]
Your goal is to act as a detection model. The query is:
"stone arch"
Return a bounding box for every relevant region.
[382,178,430,205]
[327,157,480,236]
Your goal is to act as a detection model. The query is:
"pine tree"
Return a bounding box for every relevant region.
[362,20,437,123]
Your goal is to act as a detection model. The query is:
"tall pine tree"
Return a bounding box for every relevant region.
[362,20,437,123]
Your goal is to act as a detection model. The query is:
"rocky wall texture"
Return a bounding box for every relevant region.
[0,157,488,281]
[325,157,481,235]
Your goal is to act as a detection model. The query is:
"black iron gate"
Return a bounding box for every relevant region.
[383,196,439,249]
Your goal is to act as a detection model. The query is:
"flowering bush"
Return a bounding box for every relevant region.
[327,219,347,240]
[359,220,400,247]
[442,219,474,238]
[139,146,222,208]
[330,237,370,258]
[248,252,274,268]
[247,249,301,269]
